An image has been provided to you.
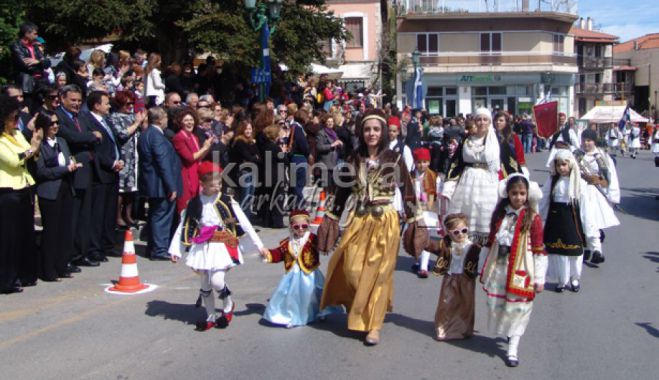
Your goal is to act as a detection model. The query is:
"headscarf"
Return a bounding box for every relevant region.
[497,173,543,213]
[473,107,500,173]
[551,149,581,203]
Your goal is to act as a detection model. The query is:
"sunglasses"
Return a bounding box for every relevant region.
[292,223,309,231]
[46,95,59,100]
[51,119,59,126]
[450,228,469,236]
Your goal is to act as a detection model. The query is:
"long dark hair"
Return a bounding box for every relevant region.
[35,109,57,132]
[494,111,513,144]
[357,109,390,157]
[490,175,534,233]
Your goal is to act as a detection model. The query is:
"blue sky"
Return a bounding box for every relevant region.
[579,0,659,42]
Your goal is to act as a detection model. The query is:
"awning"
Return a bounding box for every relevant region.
[580,105,649,123]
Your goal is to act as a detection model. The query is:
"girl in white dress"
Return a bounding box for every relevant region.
[629,123,642,159]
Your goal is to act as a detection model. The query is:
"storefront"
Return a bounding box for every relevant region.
[403,72,574,117]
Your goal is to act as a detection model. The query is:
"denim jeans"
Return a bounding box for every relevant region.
[523,134,533,153]
[238,169,255,217]
[290,155,308,209]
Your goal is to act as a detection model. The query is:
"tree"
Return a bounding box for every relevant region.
[22,0,346,77]
[0,1,26,83]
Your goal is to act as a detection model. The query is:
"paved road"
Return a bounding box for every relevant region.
[1,150,658,380]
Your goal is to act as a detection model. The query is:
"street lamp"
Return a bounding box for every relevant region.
[244,0,284,102]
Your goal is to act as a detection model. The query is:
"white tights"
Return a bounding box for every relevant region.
[508,335,521,359]
[199,269,233,321]
[418,250,431,272]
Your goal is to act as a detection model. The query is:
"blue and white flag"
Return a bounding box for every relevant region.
[618,104,631,131]
[413,65,424,109]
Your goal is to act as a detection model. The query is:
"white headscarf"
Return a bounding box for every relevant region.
[551,149,581,203]
[473,108,500,173]
[497,173,543,213]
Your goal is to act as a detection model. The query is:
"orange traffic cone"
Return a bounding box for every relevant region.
[311,190,327,226]
[106,231,155,294]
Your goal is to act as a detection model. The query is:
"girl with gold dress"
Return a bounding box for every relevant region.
[317,109,427,346]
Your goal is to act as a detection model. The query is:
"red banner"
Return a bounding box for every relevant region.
[533,101,559,139]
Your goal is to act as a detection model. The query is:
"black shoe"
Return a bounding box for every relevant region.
[570,281,581,293]
[555,285,565,293]
[20,280,37,287]
[91,254,108,263]
[590,251,605,264]
[583,250,591,262]
[74,257,100,267]
[150,255,170,261]
[0,286,23,294]
[67,264,81,273]
[58,272,73,279]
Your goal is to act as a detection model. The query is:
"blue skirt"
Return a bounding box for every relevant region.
[263,264,326,327]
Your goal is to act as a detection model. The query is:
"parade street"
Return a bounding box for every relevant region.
[1,150,658,380]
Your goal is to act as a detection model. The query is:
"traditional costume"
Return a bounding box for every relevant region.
[545,123,580,167]
[574,129,620,264]
[317,111,427,345]
[445,108,500,244]
[652,127,659,164]
[629,124,641,159]
[411,147,444,278]
[169,163,264,331]
[428,236,480,340]
[540,150,588,292]
[480,175,547,367]
[262,211,330,327]
[497,132,526,180]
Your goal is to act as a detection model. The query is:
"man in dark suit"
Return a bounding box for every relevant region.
[55,85,102,268]
[138,107,183,260]
[83,91,125,262]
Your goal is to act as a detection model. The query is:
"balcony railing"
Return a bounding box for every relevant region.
[576,82,634,95]
[398,0,578,16]
[577,56,613,70]
[418,52,576,66]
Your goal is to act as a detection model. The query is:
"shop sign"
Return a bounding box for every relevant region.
[458,74,502,83]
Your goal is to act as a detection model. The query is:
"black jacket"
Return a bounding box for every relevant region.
[10,40,50,93]
[82,112,126,184]
[55,107,99,189]
[35,137,75,200]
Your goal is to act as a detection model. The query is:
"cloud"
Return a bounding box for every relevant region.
[579,0,659,41]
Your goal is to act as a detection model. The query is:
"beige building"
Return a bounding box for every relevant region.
[396,0,579,116]
[325,0,387,92]
[571,18,619,117]
[614,33,659,121]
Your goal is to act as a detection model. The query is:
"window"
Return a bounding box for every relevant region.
[417,33,439,56]
[427,86,443,96]
[481,33,502,54]
[553,34,565,54]
[595,45,602,57]
[345,17,363,48]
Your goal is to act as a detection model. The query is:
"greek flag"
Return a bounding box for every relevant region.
[413,65,423,109]
[618,104,631,131]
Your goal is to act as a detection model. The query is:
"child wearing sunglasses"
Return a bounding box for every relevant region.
[261,210,335,328]
[427,213,480,341]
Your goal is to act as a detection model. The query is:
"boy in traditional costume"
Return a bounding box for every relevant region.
[410,147,444,278]
[261,210,330,328]
[574,129,620,265]
[169,162,267,331]
[480,174,547,367]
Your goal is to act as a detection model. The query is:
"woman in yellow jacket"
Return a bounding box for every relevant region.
[0,94,43,294]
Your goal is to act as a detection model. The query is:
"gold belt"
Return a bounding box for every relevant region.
[355,203,393,218]
[466,162,488,169]
[210,230,239,248]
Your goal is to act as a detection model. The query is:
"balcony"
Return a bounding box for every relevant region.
[398,0,578,16]
[577,56,613,70]
[418,52,576,66]
[576,82,634,95]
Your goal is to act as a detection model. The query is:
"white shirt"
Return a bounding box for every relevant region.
[495,206,522,247]
[46,137,66,167]
[448,241,472,275]
[552,176,571,204]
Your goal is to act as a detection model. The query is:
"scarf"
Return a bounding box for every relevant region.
[324,127,338,143]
